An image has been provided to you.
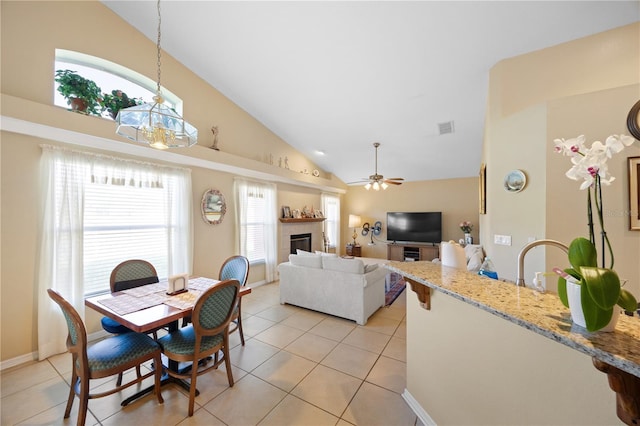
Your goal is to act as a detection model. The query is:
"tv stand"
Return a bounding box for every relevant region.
[387,243,439,262]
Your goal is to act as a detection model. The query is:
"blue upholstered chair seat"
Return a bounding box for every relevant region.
[158,325,223,356]
[86,333,160,373]
[100,316,132,335]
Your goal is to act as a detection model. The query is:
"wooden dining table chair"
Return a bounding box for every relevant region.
[47,289,164,426]
[100,259,162,386]
[157,279,240,416]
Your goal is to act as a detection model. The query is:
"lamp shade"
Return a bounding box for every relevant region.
[348,214,362,228]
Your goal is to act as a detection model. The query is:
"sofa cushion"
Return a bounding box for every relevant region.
[289,253,323,268]
[315,251,338,257]
[322,257,365,274]
[296,249,315,256]
[364,263,379,273]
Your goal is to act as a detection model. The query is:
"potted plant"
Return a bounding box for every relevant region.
[100,89,144,120]
[553,134,638,331]
[54,69,102,116]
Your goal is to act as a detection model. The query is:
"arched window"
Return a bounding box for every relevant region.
[54,49,183,117]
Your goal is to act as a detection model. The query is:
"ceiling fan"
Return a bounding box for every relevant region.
[351,142,404,190]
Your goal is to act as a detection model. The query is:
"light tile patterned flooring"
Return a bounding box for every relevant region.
[1,281,420,425]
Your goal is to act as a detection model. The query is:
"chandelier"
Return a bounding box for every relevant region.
[116,0,197,149]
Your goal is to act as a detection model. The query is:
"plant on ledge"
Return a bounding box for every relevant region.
[553,134,637,331]
[100,89,144,120]
[54,69,102,116]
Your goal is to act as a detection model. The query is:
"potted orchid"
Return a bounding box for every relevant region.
[553,134,637,331]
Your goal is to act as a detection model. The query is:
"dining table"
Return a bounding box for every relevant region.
[85,276,251,406]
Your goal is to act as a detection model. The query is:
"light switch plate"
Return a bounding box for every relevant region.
[494,234,512,246]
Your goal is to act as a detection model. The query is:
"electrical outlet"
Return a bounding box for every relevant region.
[494,234,512,246]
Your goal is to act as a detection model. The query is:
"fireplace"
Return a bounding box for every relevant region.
[290,233,312,254]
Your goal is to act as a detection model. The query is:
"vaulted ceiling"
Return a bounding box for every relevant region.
[102,1,639,186]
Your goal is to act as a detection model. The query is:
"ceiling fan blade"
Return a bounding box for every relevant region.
[346,179,370,185]
[386,177,405,181]
[384,180,403,185]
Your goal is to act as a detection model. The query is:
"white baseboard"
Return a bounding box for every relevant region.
[1,329,110,372]
[402,389,437,426]
[0,352,38,371]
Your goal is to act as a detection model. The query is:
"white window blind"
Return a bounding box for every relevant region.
[83,182,171,295]
[322,193,340,249]
[244,193,266,262]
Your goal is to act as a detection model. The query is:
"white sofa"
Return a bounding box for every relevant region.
[278,253,387,325]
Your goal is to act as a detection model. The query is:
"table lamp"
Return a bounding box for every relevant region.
[348,214,361,245]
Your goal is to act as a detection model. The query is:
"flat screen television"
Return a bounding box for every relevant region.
[386,212,442,244]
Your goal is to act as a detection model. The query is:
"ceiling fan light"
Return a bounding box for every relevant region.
[364,182,371,190]
[381,182,388,190]
[373,181,380,191]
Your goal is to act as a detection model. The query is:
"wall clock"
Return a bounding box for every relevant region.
[627,100,640,141]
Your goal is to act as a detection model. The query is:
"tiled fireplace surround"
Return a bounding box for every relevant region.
[278,221,325,264]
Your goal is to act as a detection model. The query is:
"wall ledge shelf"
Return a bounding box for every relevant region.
[279,218,325,223]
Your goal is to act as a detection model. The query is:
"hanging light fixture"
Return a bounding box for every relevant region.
[116,0,197,149]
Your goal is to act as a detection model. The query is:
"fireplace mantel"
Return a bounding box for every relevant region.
[280,218,325,223]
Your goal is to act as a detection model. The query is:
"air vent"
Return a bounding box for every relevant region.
[438,121,455,135]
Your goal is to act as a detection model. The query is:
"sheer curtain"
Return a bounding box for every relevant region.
[234,178,278,282]
[37,145,192,360]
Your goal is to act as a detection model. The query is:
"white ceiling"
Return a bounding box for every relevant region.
[102,1,639,186]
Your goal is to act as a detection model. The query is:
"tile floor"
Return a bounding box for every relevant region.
[1,281,420,425]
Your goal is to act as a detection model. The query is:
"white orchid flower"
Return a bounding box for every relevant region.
[553,135,585,156]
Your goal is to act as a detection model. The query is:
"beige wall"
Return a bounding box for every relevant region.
[0,0,348,362]
[483,23,640,294]
[342,179,480,259]
[406,290,618,425]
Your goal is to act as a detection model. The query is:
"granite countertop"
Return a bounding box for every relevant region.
[386,260,640,378]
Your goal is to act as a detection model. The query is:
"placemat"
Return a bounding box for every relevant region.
[163,290,203,310]
[122,282,167,297]
[98,292,167,315]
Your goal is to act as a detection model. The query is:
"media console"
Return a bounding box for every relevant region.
[387,243,439,262]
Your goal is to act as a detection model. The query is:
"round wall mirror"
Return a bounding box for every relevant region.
[201,189,226,224]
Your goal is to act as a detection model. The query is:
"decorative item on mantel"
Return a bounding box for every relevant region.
[553,134,637,332]
[459,220,473,245]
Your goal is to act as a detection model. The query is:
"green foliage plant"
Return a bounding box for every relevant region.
[100,90,144,119]
[54,69,102,116]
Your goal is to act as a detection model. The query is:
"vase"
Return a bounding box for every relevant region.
[464,233,473,245]
[566,281,619,332]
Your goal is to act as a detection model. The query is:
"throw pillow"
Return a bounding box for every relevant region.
[464,244,483,261]
[296,249,315,256]
[364,263,379,273]
[464,244,484,272]
[322,257,365,274]
[289,253,322,268]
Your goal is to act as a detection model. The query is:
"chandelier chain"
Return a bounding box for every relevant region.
[156,0,162,95]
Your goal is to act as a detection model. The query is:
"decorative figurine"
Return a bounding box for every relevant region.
[210,126,220,150]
